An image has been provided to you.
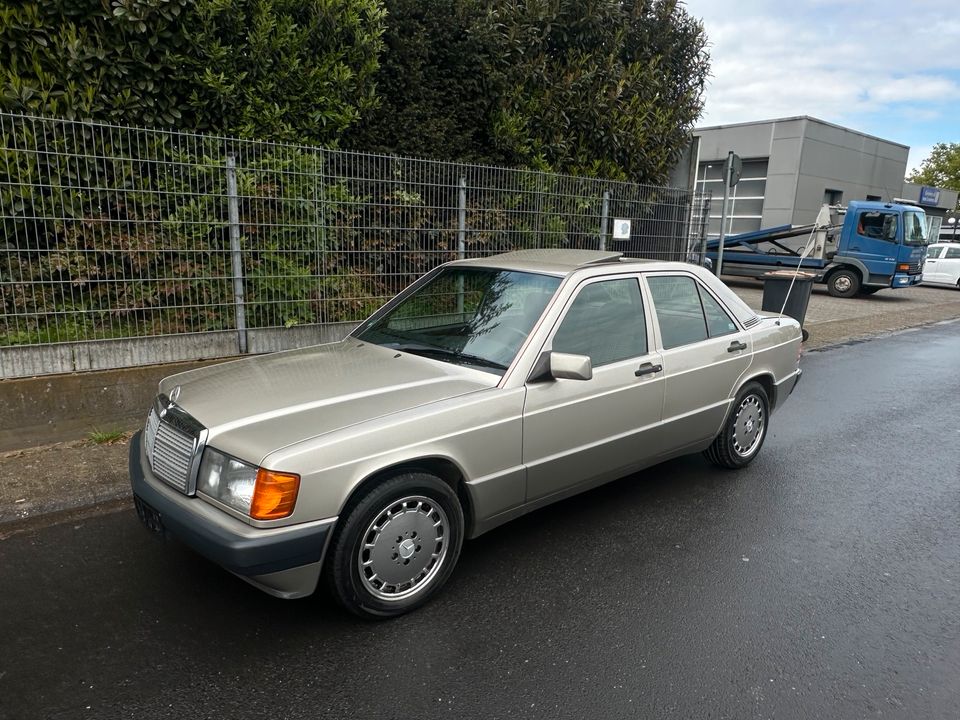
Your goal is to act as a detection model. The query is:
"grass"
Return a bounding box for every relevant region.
[87,428,127,445]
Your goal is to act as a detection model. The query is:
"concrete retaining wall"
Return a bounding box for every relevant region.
[0,323,357,379]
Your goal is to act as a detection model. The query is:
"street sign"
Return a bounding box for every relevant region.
[919,186,941,206]
[723,153,742,187]
[716,150,741,276]
[612,218,631,240]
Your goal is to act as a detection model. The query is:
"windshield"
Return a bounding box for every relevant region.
[903,211,929,246]
[356,267,561,374]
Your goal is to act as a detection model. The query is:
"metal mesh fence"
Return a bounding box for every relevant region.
[1,112,708,377]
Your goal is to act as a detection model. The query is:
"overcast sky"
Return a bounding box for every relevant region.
[682,0,960,174]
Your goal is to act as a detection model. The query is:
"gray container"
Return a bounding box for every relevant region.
[761,270,815,340]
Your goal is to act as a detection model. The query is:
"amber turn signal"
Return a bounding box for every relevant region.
[897,263,910,272]
[250,469,300,520]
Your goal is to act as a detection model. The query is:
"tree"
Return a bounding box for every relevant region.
[182,0,385,143]
[0,0,191,126]
[348,0,709,183]
[0,0,385,143]
[907,143,960,200]
[485,0,710,183]
[344,0,502,161]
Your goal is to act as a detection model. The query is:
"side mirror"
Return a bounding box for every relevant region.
[550,352,593,381]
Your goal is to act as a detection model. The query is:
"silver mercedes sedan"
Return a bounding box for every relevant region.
[130,250,803,617]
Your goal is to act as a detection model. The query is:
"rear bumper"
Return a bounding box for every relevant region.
[129,431,334,598]
[790,368,802,395]
[774,368,802,409]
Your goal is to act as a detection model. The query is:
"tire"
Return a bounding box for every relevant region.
[324,472,464,619]
[826,268,860,298]
[704,381,770,470]
[858,287,881,296]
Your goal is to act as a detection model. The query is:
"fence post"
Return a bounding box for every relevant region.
[599,190,610,251]
[456,175,467,315]
[226,154,248,354]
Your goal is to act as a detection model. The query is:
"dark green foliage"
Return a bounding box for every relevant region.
[347,0,708,184]
[344,0,502,162]
[487,0,710,184]
[0,0,191,126]
[182,0,385,142]
[0,0,385,143]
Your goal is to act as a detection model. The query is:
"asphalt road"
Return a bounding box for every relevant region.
[2,322,959,720]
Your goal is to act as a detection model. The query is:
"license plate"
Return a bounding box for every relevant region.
[134,496,164,534]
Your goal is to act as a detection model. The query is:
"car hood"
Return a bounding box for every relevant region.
[158,340,497,463]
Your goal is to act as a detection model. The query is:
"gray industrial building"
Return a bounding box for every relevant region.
[679,116,958,240]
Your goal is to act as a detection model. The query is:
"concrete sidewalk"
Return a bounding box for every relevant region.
[1,281,958,530]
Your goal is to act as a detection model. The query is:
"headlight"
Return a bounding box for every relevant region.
[197,447,300,520]
[197,448,259,515]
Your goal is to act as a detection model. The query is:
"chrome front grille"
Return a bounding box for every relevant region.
[144,398,205,494]
[906,261,923,275]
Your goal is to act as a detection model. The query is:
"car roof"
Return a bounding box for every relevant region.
[448,249,760,327]
[448,249,666,276]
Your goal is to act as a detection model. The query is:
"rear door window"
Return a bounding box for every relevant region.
[697,285,738,337]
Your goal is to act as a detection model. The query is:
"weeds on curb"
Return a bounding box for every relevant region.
[87,429,127,445]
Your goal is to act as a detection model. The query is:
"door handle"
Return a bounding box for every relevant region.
[727,341,747,353]
[635,362,662,377]
[850,246,861,251]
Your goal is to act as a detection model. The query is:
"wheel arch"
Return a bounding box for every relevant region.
[825,259,866,285]
[335,456,475,539]
[710,372,776,445]
[744,372,776,411]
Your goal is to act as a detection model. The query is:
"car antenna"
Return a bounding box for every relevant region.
[776,205,831,325]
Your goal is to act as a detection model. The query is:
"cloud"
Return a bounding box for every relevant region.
[683,0,960,129]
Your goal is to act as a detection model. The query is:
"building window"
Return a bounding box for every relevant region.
[696,158,768,238]
[824,189,843,205]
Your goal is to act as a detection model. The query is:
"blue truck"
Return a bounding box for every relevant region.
[705,201,930,297]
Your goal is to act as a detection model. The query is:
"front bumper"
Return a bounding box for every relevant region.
[129,431,334,598]
[892,272,923,288]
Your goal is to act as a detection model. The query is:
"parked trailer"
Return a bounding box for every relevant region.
[705,201,929,297]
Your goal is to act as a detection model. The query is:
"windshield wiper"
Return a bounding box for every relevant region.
[387,342,508,371]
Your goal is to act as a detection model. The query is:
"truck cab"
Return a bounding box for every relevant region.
[833,201,928,294]
[704,201,929,298]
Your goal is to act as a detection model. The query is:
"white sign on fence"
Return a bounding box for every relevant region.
[612,218,631,240]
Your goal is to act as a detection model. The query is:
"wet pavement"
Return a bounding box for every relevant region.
[1,322,958,719]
